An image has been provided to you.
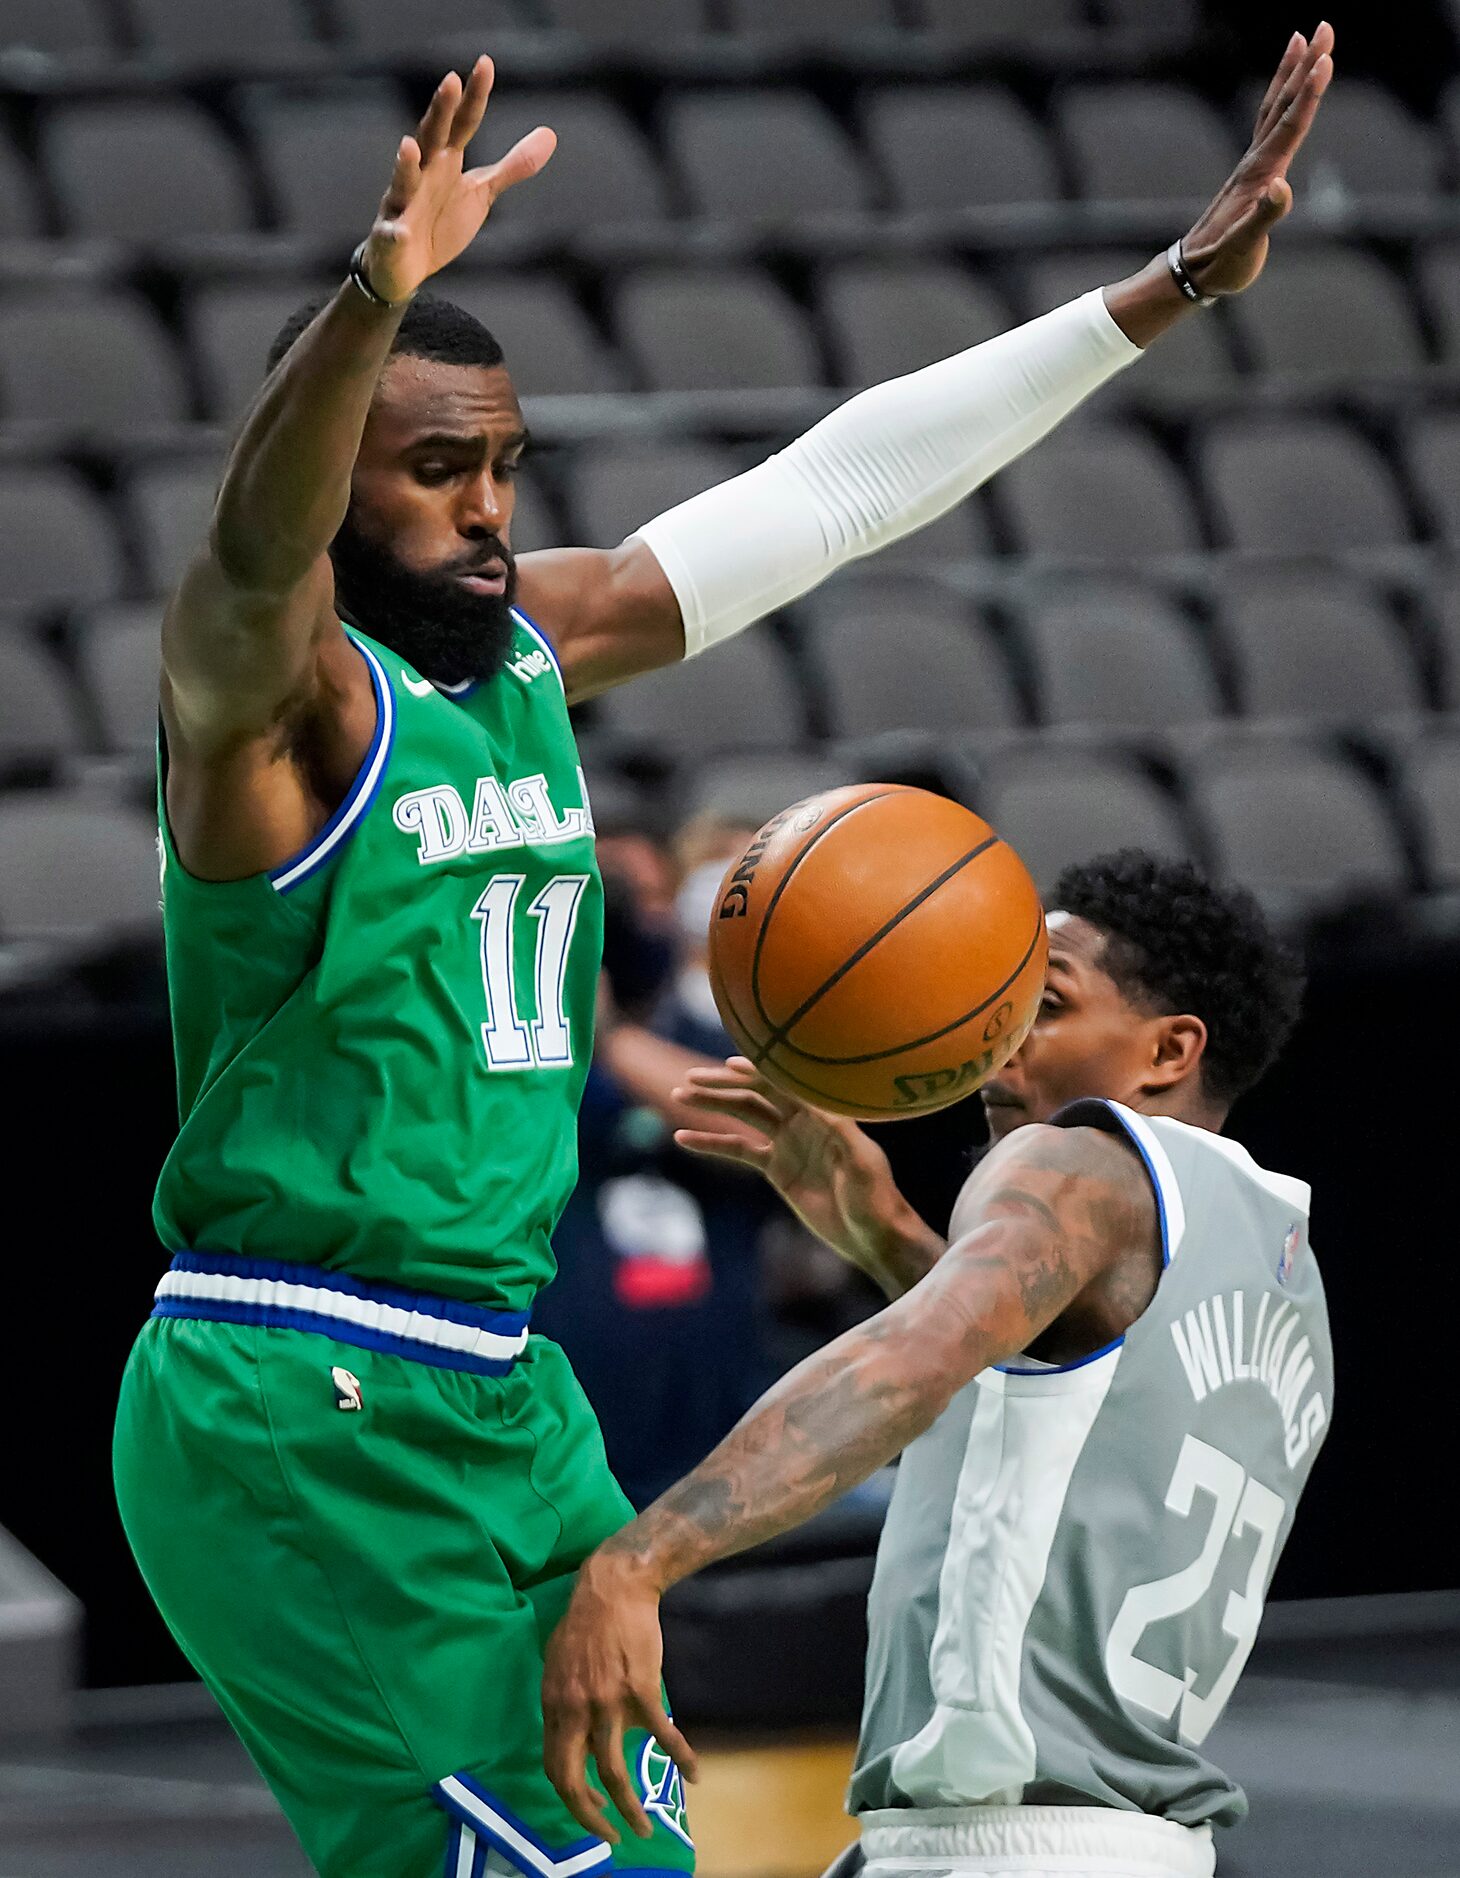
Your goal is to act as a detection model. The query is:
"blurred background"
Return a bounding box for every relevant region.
[1,0,1458,1872]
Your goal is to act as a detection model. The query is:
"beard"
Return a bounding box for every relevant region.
[329,508,518,688]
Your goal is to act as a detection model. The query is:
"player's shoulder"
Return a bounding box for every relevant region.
[951,1120,1154,1248]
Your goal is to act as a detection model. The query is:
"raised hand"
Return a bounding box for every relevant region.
[360,56,555,305]
[673,1058,942,1295]
[1181,22,1335,297]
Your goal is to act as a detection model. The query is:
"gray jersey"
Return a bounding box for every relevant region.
[850,1099,1332,1829]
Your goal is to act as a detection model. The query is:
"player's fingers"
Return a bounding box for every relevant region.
[1255,56,1332,168]
[637,1693,700,1785]
[544,1718,620,1846]
[676,1084,787,1130]
[590,1713,652,1840]
[415,70,463,162]
[448,54,494,150]
[671,1129,772,1170]
[1253,31,1305,141]
[472,125,557,203]
[379,135,422,218]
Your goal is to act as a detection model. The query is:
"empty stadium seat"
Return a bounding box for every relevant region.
[921,0,1087,46]
[1214,568,1423,722]
[478,93,671,233]
[723,0,895,35]
[540,0,706,36]
[1091,0,1200,50]
[0,468,127,610]
[40,101,257,241]
[1404,413,1460,548]
[189,278,333,425]
[505,467,563,553]
[565,440,745,549]
[879,497,993,563]
[1291,79,1444,206]
[977,745,1194,893]
[591,626,806,754]
[128,0,316,57]
[0,134,45,241]
[74,604,161,759]
[0,797,161,942]
[3,0,115,58]
[1419,241,1460,363]
[799,574,1022,737]
[684,750,853,824]
[243,83,409,243]
[0,641,89,764]
[862,86,1060,214]
[997,424,1203,561]
[1023,251,1238,398]
[1199,417,1412,557]
[1057,83,1239,208]
[126,460,219,596]
[614,269,822,391]
[0,292,192,433]
[1232,248,1427,384]
[1181,732,1407,901]
[1395,726,1460,889]
[332,0,526,47]
[818,261,1010,387]
[444,275,623,396]
[663,90,874,224]
[1019,583,1222,730]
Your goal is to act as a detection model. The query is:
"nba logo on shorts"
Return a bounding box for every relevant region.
[637,1735,693,1848]
[1277,1224,1300,1286]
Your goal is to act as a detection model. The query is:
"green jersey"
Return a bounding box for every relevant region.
[154,611,602,1310]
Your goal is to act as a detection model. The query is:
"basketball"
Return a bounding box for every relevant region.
[707,784,1048,1119]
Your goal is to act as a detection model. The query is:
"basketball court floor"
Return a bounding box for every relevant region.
[1,1595,1454,1878]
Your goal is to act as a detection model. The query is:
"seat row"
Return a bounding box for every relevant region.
[0,76,1446,252]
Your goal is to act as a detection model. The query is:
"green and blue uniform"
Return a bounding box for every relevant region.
[113,615,695,1878]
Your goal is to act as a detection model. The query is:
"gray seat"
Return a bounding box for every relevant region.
[565,441,744,548]
[0,797,162,942]
[1183,732,1407,901]
[3,0,114,56]
[1419,241,1460,363]
[127,459,220,595]
[129,0,316,56]
[75,604,162,758]
[664,90,873,223]
[998,424,1202,561]
[1232,248,1427,384]
[724,0,895,34]
[1291,79,1443,207]
[1058,83,1239,209]
[539,0,705,37]
[0,134,44,241]
[978,745,1193,894]
[0,641,88,763]
[505,468,562,554]
[1023,249,1237,397]
[1435,583,1460,711]
[0,468,127,610]
[819,261,1010,386]
[879,496,993,563]
[1020,583,1221,730]
[1091,0,1199,50]
[40,101,256,241]
[444,276,622,396]
[863,86,1060,214]
[800,574,1022,737]
[332,0,526,47]
[614,269,822,391]
[1405,412,1460,548]
[480,92,670,233]
[245,84,409,243]
[189,279,333,425]
[921,0,1086,46]
[1397,728,1460,889]
[0,292,192,431]
[1215,568,1422,723]
[592,626,805,755]
[684,750,853,825]
[1199,417,1411,556]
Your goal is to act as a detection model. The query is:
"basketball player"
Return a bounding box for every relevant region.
[111,27,1333,1878]
[542,852,1329,1878]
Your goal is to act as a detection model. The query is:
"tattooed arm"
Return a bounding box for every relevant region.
[541,1121,1156,1841]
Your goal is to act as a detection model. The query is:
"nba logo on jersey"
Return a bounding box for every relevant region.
[331,1367,364,1412]
[637,1736,693,1848]
[1277,1223,1300,1285]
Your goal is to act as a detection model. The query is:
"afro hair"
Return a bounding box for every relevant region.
[1052,850,1306,1107]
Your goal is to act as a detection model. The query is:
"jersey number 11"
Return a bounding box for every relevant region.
[471,873,589,1072]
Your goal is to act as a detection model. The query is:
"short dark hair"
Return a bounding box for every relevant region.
[265,290,505,377]
[1053,850,1306,1107]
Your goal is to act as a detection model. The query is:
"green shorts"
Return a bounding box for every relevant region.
[114,1306,695,1878]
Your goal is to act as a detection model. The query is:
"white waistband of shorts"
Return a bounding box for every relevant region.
[859,1806,1215,1877]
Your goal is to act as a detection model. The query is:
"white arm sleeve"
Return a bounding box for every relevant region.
[632,290,1141,658]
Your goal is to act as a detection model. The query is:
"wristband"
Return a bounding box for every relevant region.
[349,239,409,309]
[1166,239,1216,308]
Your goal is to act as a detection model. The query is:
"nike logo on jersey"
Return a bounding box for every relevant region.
[393,767,595,864]
[401,672,437,697]
[508,647,553,683]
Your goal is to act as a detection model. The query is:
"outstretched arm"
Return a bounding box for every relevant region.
[541,1121,1156,1842]
[521,24,1333,701]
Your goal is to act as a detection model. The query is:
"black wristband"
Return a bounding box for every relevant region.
[1166,239,1216,308]
[349,239,407,309]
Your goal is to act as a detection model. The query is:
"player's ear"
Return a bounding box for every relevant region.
[1146,1013,1207,1092]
